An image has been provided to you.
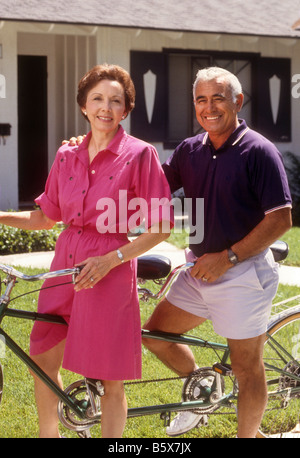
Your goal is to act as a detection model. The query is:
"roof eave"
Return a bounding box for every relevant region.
[1,16,300,40]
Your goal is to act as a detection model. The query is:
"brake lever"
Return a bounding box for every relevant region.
[72,265,84,284]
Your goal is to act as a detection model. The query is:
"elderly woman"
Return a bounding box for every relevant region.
[0,64,173,437]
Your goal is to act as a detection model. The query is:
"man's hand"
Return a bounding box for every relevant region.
[190,250,232,282]
[62,135,86,146]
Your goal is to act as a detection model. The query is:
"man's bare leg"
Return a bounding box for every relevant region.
[143,299,208,436]
[142,299,205,376]
[144,301,268,437]
[228,334,267,438]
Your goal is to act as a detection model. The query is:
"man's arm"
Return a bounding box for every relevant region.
[190,207,292,282]
[231,207,292,262]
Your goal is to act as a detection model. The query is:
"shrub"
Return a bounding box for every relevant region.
[0,224,63,255]
[283,152,300,227]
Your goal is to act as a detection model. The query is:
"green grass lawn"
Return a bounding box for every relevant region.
[0,270,299,438]
[0,226,299,438]
[279,227,300,266]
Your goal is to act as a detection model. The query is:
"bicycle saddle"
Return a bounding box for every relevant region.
[269,240,289,262]
[137,255,172,280]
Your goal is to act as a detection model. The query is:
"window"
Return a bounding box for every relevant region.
[130,50,291,147]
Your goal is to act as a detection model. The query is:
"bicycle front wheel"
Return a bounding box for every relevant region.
[0,363,3,405]
[258,307,300,438]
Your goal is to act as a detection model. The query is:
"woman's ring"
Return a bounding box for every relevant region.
[202,276,208,282]
[90,277,94,282]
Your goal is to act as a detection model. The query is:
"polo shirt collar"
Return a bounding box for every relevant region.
[202,119,249,149]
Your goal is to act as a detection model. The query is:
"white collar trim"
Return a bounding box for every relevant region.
[202,126,250,146]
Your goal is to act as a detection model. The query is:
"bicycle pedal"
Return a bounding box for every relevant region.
[86,378,105,396]
[160,411,171,427]
[213,363,233,376]
[198,415,208,427]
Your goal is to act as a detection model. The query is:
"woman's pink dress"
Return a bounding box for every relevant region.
[30,127,172,380]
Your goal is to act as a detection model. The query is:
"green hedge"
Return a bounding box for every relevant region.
[0,224,63,255]
[283,152,300,227]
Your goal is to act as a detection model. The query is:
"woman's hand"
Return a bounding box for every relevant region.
[74,252,119,291]
[73,221,171,291]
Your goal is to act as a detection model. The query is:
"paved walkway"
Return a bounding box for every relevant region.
[0,241,299,287]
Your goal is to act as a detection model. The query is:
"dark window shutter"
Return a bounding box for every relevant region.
[130,51,167,142]
[255,57,291,142]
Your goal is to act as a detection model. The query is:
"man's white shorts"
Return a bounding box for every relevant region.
[166,249,279,340]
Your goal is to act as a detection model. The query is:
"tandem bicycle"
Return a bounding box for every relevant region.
[0,240,299,438]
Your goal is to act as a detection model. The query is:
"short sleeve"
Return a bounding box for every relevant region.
[133,145,174,231]
[162,144,183,194]
[34,155,62,222]
[249,144,292,214]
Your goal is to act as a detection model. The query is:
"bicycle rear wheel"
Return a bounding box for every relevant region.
[258,306,300,438]
[0,363,3,405]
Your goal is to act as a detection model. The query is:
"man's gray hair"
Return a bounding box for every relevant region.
[193,67,243,102]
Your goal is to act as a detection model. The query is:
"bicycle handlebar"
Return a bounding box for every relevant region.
[0,260,194,304]
[0,263,81,282]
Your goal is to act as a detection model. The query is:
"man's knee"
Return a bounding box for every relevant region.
[142,331,169,354]
[229,337,265,381]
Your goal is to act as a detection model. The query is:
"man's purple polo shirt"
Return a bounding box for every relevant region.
[163,120,292,257]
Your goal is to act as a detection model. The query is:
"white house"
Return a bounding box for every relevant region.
[0,0,300,209]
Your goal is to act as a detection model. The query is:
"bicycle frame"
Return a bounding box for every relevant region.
[0,317,234,421]
[0,264,89,421]
[0,261,234,429]
[128,330,233,419]
[0,241,298,436]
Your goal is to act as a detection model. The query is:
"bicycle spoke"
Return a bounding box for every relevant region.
[258,311,300,438]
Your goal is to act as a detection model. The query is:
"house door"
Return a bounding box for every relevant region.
[18,55,48,207]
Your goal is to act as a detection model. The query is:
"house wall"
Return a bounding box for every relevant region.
[0,21,96,209]
[0,23,18,209]
[0,21,299,209]
[95,27,300,163]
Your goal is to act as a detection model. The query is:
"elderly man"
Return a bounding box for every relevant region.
[142,67,292,438]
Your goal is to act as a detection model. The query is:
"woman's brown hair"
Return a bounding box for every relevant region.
[77,63,136,120]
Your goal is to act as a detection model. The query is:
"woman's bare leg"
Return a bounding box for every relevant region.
[100,380,127,437]
[30,339,65,438]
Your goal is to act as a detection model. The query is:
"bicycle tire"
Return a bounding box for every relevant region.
[257,306,300,438]
[0,363,2,405]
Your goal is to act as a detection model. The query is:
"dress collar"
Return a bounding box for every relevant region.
[76,125,127,164]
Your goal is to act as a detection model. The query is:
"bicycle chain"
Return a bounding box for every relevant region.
[124,374,208,416]
[124,375,184,385]
[124,367,218,386]
[124,370,236,417]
